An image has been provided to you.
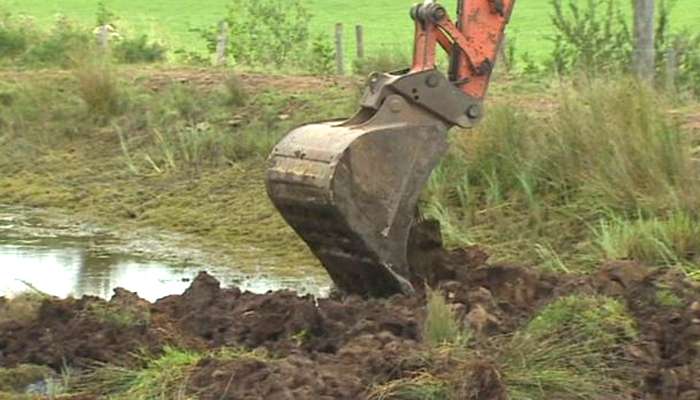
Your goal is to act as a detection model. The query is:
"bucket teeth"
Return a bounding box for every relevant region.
[266,96,448,296]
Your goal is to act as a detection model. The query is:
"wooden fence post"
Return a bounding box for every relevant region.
[633,0,655,81]
[355,25,365,60]
[335,23,345,75]
[665,48,677,92]
[216,21,230,66]
[98,25,110,51]
[498,35,509,71]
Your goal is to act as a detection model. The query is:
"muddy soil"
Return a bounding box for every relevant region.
[0,223,698,399]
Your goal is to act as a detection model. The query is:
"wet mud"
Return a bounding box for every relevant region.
[0,222,698,399]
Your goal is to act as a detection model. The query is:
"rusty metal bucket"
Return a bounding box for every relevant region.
[266,93,448,296]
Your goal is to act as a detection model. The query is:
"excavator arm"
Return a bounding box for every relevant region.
[266,0,515,297]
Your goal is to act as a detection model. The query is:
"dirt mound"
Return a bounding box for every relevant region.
[1,237,699,399]
[596,262,700,399]
[1,296,156,369]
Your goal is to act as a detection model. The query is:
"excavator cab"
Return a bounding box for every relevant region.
[266,0,515,297]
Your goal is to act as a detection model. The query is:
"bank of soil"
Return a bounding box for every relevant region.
[1,224,698,399]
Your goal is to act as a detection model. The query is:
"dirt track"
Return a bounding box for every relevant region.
[0,221,698,399]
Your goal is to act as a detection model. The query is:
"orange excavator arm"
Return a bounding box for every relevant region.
[413,0,515,99]
[266,0,516,297]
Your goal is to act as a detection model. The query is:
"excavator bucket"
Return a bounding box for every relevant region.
[266,91,449,296]
[266,0,514,296]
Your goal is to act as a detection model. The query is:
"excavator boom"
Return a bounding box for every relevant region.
[266,0,515,296]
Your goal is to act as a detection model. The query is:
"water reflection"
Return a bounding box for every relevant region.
[0,243,329,301]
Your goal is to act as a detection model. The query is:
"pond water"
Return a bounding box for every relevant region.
[0,206,330,301]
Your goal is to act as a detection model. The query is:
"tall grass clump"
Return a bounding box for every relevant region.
[75,347,268,399]
[501,295,637,399]
[424,78,700,270]
[595,211,700,268]
[73,56,124,121]
[373,294,636,399]
[423,289,468,347]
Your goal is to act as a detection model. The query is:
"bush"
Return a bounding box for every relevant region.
[224,0,310,67]
[548,0,632,76]
[309,34,335,75]
[0,12,29,59]
[112,35,166,64]
[654,0,700,96]
[20,15,93,67]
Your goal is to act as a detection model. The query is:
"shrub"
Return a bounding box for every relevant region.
[112,35,166,64]
[224,0,310,67]
[548,0,632,76]
[20,15,93,67]
[654,0,700,95]
[309,34,335,75]
[0,12,29,59]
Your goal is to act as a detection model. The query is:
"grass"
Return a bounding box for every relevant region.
[501,295,637,399]
[2,0,698,66]
[423,77,700,277]
[423,289,469,347]
[75,346,269,399]
[0,67,359,280]
[373,294,637,400]
[1,66,698,280]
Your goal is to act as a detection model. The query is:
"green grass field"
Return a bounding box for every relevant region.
[3,0,699,64]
